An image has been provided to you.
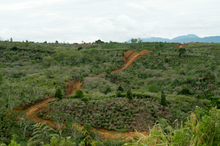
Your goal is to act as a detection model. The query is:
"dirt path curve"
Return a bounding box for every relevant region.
[10,50,149,140]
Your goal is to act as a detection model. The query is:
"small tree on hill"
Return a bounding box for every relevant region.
[178,48,186,57]
[131,38,137,43]
[104,67,111,74]
[81,96,89,103]
[117,84,124,93]
[161,90,167,110]
[55,87,63,100]
[75,90,84,98]
[0,73,3,85]
[126,89,133,102]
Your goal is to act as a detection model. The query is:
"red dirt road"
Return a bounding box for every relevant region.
[10,50,149,140]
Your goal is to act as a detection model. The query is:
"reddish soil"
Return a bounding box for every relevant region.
[10,50,149,140]
[175,43,188,50]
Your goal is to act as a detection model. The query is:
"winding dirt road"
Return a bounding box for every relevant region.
[10,50,149,140]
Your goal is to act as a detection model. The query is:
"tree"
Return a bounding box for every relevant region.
[104,67,111,74]
[43,56,54,67]
[137,38,142,43]
[131,38,137,43]
[103,85,111,94]
[81,96,89,103]
[55,40,58,44]
[151,46,156,53]
[25,40,29,47]
[0,73,3,85]
[203,71,215,83]
[117,84,124,93]
[28,123,58,144]
[10,37,13,42]
[178,48,186,57]
[75,90,84,98]
[180,87,191,95]
[80,123,95,145]
[126,89,133,101]
[161,90,167,110]
[54,87,63,100]
[147,83,161,93]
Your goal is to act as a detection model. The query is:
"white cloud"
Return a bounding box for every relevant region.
[0,0,220,42]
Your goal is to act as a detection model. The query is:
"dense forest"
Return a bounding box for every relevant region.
[0,40,219,145]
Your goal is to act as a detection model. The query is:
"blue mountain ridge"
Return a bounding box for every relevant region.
[126,34,220,43]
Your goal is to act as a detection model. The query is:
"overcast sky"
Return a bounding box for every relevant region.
[0,0,220,43]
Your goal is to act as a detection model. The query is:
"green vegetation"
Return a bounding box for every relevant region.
[0,40,220,145]
[54,87,63,100]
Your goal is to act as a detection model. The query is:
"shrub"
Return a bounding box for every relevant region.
[43,56,54,67]
[54,87,63,100]
[81,96,89,103]
[161,90,167,110]
[104,67,111,74]
[196,94,203,100]
[180,87,191,95]
[103,85,111,94]
[116,91,122,97]
[0,73,3,84]
[147,83,161,93]
[117,84,124,92]
[78,46,83,51]
[126,89,133,101]
[75,90,84,98]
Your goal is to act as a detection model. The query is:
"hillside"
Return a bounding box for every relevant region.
[0,41,220,145]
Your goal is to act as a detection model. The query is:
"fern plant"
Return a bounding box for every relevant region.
[28,123,59,144]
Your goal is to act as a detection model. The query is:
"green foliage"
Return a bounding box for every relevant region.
[28,123,58,144]
[43,56,54,67]
[196,94,203,100]
[116,91,122,97]
[180,87,191,95]
[203,71,215,82]
[80,123,95,145]
[117,84,124,93]
[147,83,161,93]
[126,89,133,101]
[125,107,220,146]
[81,96,89,103]
[178,48,186,56]
[75,90,84,98]
[161,90,167,108]
[103,85,111,94]
[131,38,138,43]
[104,67,111,74]
[78,46,83,51]
[55,87,63,100]
[0,73,3,85]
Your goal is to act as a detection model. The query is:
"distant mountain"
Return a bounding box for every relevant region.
[126,34,220,43]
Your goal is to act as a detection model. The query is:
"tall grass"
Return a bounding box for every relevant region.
[125,107,220,146]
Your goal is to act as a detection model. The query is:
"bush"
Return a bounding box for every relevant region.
[161,90,167,109]
[104,67,111,74]
[54,87,63,100]
[126,89,133,101]
[78,46,83,51]
[117,84,124,92]
[75,90,84,98]
[147,83,161,93]
[196,94,203,100]
[0,73,3,84]
[81,96,89,103]
[180,87,191,95]
[103,85,111,94]
[116,91,122,97]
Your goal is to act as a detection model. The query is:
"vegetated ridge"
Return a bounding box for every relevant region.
[9,49,151,140]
